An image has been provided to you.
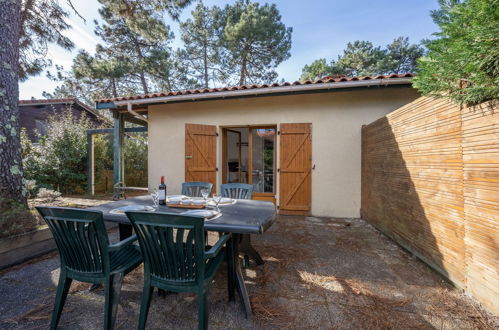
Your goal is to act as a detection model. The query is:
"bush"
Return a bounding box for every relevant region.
[22,107,94,195]
[36,188,62,201]
[21,107,149,195]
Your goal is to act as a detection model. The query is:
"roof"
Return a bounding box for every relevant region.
[95,73,415,107]
[20,98,110,124]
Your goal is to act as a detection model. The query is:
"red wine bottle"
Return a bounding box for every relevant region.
[158,176,167,205]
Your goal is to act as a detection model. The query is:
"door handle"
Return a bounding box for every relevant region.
[312,164,316,170]
[185,155,193,159]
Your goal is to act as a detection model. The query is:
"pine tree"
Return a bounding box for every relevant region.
[19,0,74,80]
[95,1,175,94]
[413,0,499,105]
[1,0,26,204]
[300,37,424,80]
[221,0,292,86]
[179,3,224,88]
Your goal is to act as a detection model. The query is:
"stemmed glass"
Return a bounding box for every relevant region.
[150,189,159,209]
[213,194,222,213]
[200,188,210,205]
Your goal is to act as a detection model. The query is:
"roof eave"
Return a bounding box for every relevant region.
[97,77,413,109]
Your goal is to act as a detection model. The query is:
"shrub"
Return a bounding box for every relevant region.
[22,107,94,194]
[36,188,62,201]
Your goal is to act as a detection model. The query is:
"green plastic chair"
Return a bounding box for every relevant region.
[181,181,213,197]
[36,206,142,330]
[220,183,263,267]
[125,211,232,330]
[221,183,253,200]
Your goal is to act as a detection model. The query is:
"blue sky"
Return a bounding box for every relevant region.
[19,0,440,99]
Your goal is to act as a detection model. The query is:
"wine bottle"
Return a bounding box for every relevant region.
[158,176,167,205]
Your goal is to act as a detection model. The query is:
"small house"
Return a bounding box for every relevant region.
[96,74,419,217]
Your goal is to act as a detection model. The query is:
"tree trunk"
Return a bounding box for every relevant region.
[238,55,247,86]
[203,41,209,88]
[0,0,26,205]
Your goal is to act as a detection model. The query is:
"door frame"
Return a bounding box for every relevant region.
[221,125,277,202]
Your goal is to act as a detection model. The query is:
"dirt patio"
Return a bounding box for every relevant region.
[0,211,497,329]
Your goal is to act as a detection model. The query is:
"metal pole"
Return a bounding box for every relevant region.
[86,132,94,195]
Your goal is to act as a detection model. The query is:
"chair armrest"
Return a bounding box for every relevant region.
[204,233,231,259]
[108,234,138,252]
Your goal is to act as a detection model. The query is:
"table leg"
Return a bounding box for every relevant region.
[226,235,236,302]
[119,223,133,240]
[232,234,252,319]
[239,234,264,266]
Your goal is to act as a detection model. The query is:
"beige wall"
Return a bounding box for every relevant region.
[148,87,419,217]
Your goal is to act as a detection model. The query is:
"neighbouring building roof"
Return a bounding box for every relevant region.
[95,73,415,108]
[19,98,102,118]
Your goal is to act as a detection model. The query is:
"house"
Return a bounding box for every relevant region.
[96,73,420,218]
[19,98,109,141]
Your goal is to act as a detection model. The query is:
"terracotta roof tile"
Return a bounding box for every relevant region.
[96,73,415,104]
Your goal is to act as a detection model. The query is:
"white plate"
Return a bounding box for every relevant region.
[181,209,220,219]
[110,205,155,214]
[207,198,236,206]
[167,195,188,202]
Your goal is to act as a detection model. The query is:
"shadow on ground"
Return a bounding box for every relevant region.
[0,215,497,329]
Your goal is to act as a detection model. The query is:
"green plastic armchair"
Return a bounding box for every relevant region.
[36,206,142,330]
[125,211,232,330]
[181,181,213,197]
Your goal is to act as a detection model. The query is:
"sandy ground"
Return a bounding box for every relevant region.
[0,204,497,329]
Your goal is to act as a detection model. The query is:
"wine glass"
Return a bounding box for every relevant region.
[200,188,209,204]
[213,194,222,213]
[150,189,159,209]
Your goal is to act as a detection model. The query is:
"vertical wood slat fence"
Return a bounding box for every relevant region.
[361,96,498,315]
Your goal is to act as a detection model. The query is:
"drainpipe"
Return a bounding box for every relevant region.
[127,102,148,124]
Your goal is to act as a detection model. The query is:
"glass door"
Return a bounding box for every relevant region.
[222,125,276,202]
[250,128,276,194]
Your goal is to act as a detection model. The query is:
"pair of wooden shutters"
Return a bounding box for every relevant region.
[185,123,312,215]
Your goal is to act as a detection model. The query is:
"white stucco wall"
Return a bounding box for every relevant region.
[147,87,419,217]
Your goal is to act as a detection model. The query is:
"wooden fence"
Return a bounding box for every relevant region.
[361,96,498,314]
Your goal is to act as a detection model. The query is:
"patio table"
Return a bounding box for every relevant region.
[87,195,276,318]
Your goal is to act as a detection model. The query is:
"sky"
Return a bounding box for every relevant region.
[19,0,440,100]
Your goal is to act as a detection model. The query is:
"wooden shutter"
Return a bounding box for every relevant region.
[279,123,312,215]
[185,124,217,190]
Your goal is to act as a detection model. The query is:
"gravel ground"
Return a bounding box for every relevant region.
[0,211,497,329]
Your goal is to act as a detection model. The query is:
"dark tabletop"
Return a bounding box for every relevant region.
[87,195,277,234]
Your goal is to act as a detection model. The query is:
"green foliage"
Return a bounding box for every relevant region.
[413,0,499,105]
[221,0,293,85]
[300,37,424,80]
[300,59,332,81]
[179,3,224,88]
[19,0,74,80]
[124,133,148,187]
[21,107,93,195]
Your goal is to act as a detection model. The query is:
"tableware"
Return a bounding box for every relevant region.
[192,199,206,206]
[150,190,159,209]
[200,188,210,203]
[167,195,187,202]
[181,209,220,219]
[213,194,222,212]
[180,199,193,205]
[110,205,155,214]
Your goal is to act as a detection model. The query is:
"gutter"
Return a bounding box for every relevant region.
[99,77,412,109]
[126,102,148,123]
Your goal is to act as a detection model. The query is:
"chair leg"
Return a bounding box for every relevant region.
[104,273,124,330]
[50,272,72,330]
[198,291,208,330]
[138,281,154,330]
